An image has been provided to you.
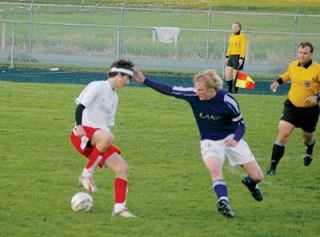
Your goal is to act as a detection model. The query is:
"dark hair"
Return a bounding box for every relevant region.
[299,42,314,53]
[108,59,134,78]
[233,21,242,31]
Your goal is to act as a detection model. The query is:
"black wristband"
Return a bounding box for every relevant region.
[225,56,229,59]
[276,78,284,84]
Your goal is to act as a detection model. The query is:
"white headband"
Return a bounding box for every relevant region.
[110,67,133,77]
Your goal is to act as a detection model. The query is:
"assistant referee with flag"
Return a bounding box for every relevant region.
[266,42,320,175]
[225,21,247,94]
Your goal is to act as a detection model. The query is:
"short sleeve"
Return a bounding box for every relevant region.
[76,82,100,107]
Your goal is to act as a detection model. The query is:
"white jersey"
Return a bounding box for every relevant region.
[76,80,118,132]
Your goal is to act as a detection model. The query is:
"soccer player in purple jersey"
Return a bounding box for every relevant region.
[133,69,264,219]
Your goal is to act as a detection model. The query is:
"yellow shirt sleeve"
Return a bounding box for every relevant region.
[280,61,294,82]
[315,66,320,94]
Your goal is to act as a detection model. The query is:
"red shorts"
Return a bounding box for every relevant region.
[70,126,121,168]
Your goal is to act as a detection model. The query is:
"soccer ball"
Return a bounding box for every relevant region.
[71,192,93,212]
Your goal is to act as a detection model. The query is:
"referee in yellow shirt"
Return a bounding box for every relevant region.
[225,21,247,94]
[266,42,320,175]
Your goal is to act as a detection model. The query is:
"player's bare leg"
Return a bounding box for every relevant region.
[80,130,114,192]
[204,156,234,219]
[105,153,136,218]
[225,66,234,93]
[232,69,238,94]
[242,160,264,201]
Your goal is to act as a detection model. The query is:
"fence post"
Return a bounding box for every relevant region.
[292,3,300,60]
[246,32,250,63]
[1,14,7,52]
[222,31,228,78]
[28,0,34,62]
[116,4,125,60]
[9,23,16,69]
[116,27,120,60]
[205,7,211,68]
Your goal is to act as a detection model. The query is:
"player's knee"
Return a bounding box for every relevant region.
[99,132,114,150]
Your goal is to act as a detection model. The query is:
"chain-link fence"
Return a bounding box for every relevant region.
[0,2,320,78]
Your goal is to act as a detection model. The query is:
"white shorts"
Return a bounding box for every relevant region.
[200,135,255,167]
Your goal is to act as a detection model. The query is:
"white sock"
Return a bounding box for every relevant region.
[113,203,126,213]
[82,168,93,177]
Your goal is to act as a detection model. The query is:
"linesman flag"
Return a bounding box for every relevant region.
[236,71,255,89]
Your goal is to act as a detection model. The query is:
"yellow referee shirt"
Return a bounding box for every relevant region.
[226,33,247,58]
[281,60,320,107]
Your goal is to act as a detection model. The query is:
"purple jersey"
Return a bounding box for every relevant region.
[144,78,245,141]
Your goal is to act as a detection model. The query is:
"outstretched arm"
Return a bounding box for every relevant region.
[133,69,146,83]
[133,69,174,96]
[133,69,196,99]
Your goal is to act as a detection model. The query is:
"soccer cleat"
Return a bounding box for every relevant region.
[265,167,276,175]
[217,200,234,219]
[79,174,97,193]
[112,208,136,218]
[242,176,263,201]
[303,155,313,166]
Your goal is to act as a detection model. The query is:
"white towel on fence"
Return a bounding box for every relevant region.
[152,27,180,45]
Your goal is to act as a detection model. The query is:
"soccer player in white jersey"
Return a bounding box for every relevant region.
[133,69,264,219]
[70,59,136,218]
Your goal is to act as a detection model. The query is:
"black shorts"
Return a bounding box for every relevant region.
[227,55,245,70]
[281,99,320,133]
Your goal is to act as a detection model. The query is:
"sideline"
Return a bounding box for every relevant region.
[0,68,289,95]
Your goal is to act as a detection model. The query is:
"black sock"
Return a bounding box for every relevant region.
[270,143,285,170]
[244,175,256,189]
[306,140,315,156]
[227,80,233,93]
[234,86,238,94]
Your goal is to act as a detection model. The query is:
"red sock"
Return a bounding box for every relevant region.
[86,146,103,170]
[114,178,127,203]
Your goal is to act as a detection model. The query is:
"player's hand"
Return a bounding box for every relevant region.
[133,69,145,83]
[224,58,228,64]
[224,138,238,147]
[304,95,318,106]
[270,81,279,93]
[238,58,244,66]
[75,125,86,137]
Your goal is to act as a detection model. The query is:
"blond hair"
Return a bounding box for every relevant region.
[193,69,223,90]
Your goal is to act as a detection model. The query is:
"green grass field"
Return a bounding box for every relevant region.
[1,81,320,237]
